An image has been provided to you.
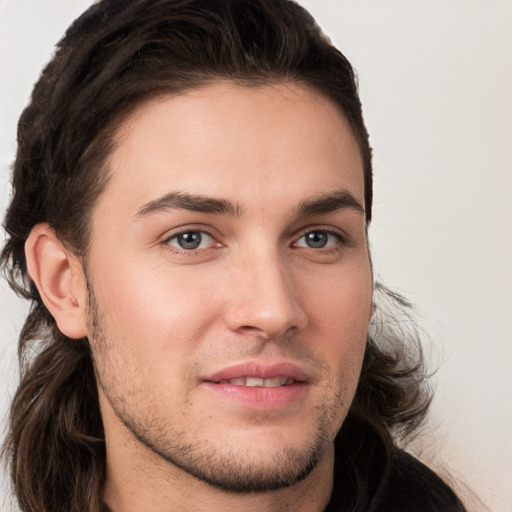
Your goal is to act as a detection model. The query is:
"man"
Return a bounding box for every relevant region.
[1,0,467,511]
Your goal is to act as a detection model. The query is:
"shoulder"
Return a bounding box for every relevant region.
[372,450,467,512]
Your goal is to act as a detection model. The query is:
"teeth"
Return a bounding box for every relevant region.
[262,377,282,387]
[245,377,264,387]
[222,376,293,387]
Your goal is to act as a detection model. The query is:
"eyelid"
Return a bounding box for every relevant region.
[167,231,214,250]
[162,224,218,240]
[292,226,348,247]
[161,225,222,252]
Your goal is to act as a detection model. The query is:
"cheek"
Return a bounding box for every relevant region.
[303,265,372,335]
[301,263,371,375]
[87,253,223,356]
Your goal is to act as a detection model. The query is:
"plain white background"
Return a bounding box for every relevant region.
[0,1,510,511]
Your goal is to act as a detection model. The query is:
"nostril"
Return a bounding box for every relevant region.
[238,325,267,335]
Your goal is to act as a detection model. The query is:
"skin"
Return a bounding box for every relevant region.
[29,82,373,511]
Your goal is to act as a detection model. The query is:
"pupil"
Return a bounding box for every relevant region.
[306,232,327,248]
[178,232,202,249]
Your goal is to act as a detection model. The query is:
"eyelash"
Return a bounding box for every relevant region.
[163,227,220,255]
[292,229,346,252]
[162,227,347,255]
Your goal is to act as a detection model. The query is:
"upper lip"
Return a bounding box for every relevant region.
[204,361,310,383]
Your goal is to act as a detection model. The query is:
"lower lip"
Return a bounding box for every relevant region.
[202,382,308,410]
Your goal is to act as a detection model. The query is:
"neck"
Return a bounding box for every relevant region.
[102,439,334,512]
[103,458,333,512]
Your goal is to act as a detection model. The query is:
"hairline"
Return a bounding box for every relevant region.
[71,76,370,261]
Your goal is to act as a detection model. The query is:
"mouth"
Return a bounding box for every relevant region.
[202,362,309,410]
[204,361,309,386]
[216,376,296,387]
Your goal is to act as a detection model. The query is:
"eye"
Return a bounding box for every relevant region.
[294,230,341,249]
[166,231,215,251]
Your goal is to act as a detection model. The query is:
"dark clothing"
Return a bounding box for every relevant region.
[325,450,467,512]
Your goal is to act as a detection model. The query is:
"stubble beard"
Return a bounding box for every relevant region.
[87,280,347,494]
[120,416,333,493]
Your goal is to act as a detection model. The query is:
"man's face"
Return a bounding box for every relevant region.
[84,82,373,491]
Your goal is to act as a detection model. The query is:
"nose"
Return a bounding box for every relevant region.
[223,251,308,339]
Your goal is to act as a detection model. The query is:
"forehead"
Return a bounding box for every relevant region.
[98,81,364,218]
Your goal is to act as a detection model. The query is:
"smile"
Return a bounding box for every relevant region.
[217,376,295,387]
[203,362,310,410]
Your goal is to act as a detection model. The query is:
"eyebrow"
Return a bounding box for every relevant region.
[295,190,365,217]
[135,191,243,218]
[135,189,364,219]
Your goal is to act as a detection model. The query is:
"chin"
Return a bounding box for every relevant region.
[119,407,336,494]
[162,436,329,493]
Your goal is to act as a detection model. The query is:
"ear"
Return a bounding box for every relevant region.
[25,224,88,339]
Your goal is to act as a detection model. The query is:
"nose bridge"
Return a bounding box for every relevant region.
[224,243,307,338]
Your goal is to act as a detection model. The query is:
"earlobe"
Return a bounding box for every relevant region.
[25,224,88,339]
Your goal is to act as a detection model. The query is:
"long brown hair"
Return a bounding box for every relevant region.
[1,1,430,510]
